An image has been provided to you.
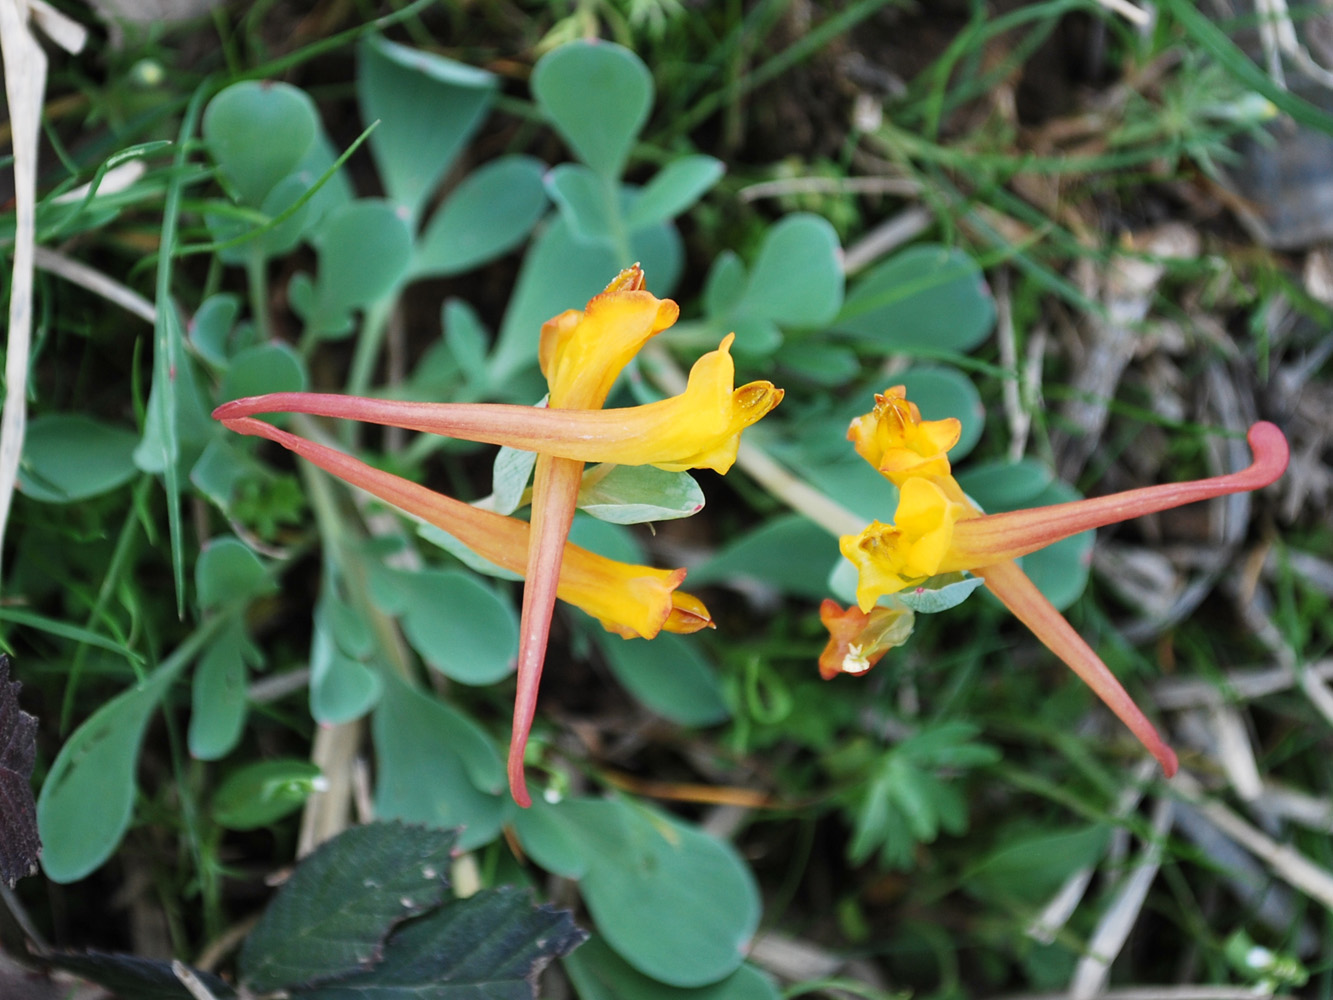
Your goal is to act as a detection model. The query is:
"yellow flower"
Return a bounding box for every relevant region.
[216,265,780,806]
[219,416,714,641]
[847,385,962,485]
[832,389,1292,777]
[817,599,915,680]
[213,333,782,475]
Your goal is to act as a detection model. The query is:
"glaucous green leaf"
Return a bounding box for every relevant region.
[196,536,271,610]
[37,666,178,882]
[487,441,538,517]
[565,937,779,1000]
[240,821,456,992]
[134,348,215,474]
[509,795,590,879]
[735,214,844,327]
[577,465,704,524]
[957,458,1055,510]
[304,200,413,337]
[835,244,995,354]
[691,513,838,600]
[626,155,724,230]
[358,34,497,221]
[188,618,256,760]
[545,163,617,244]
[368,566,518,685]
[412,156,547,278]
[702,250,746,317]
[592,630,728,727]
[773,339,860,385]
[202,80,317,207]
[310,597,383,725]
[371,675,505,850]
[532,41,652,179]
[441,298,491,391]
[211,759,322,830]
[964,825,1112,907]
[19,414,138,503]
[562,799,758,987]
[189,293,241,366]
[220,342,307,402]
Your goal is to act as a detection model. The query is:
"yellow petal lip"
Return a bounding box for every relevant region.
[848,386,962,485]
[539,280,680,409]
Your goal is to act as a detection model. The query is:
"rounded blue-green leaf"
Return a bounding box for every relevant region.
[369,567,518,685]
[774,339,860,385]
[189,293,240,366]
[196,536,271,610]
[510,796,590,878]
[736,214,844,327]
[212,759,323,830]
[592,631,728,727]
[309,609,383,725]
[308,199,413,333]
[38,669,177,882]
[692,513,839,600]
[358,33,497,220]
[202,80,317,207]
[19,415,138,503]
[835,244,996,354]
[533,41,652,179]
[188,620,253,760]
[545,163,617,244]
[566,936,780,1000]
[957,458,1055,510]
[703,250,746,317]
[896,573,987,613]
[564,799,759,987]
[626,155,724,230]
[412,155,547,277]
[372,675,506,849]
[220,342,307,402]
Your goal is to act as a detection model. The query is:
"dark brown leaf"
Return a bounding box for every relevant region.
[0,654,41,887]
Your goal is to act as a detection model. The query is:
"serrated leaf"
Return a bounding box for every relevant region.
[239,822,457,992]
[625,155,724,230]
[413,156,547,278]
[0,656,39,887]
[532,41,651,179]
[577,465,704,524]
[295,886,586,1000]
[212,759,323,830]
[46,952,236,1000]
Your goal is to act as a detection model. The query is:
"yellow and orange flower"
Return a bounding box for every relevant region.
[826,386,1290,777]
[216,265,781,806]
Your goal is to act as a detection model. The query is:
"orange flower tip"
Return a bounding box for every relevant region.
[1246,421,1289,487]
[1155,743,1180,779]
[663,590,715,634]
[604,263,646,293]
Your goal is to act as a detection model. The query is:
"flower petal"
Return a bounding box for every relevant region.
[976,559,1178,776]
[848,386,962,485]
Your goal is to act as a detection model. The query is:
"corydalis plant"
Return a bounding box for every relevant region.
[216,267,783,805]
[823,387,1289,775]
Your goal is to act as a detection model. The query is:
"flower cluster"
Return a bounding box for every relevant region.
[216,266,783,805]
[822,387,1290,776]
